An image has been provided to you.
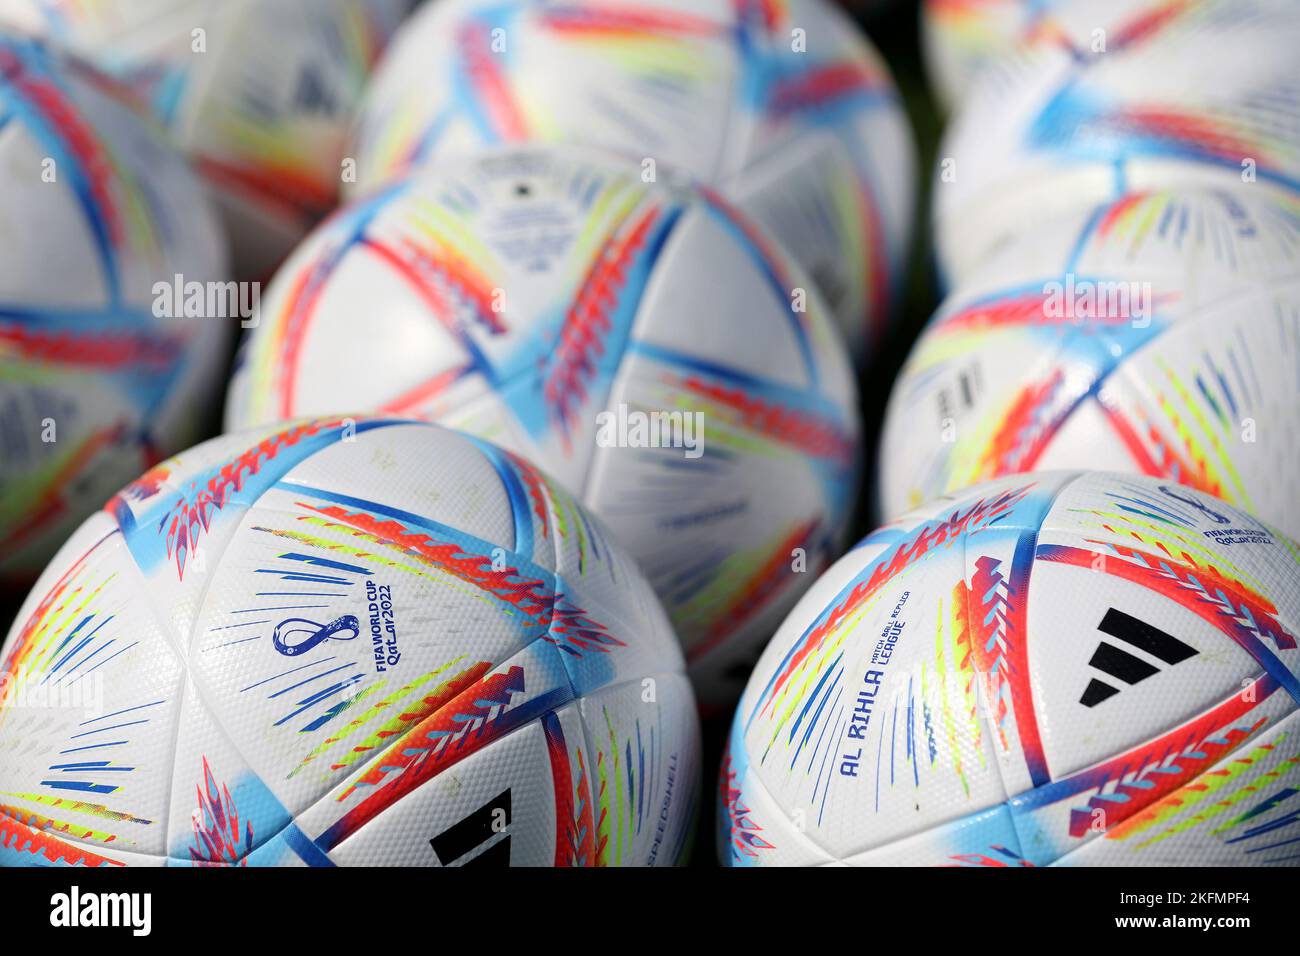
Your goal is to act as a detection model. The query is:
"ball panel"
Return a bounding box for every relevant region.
[263,422,521,562]
[168,673,296,865]
[1037,471,1300,640]
[720,727,837,867]
[1045,701,1300,866]
[285,217,485,424]
[324,718,559,866]
[514,447,686,694]
[839,803,1031,867]
[1095,286,1300,538]
[0,115,113,307]
[627,201,818,392]
[571,672,700,866]
[286,636,575,859]
[1024,558,1260,778]
[0,516,185,863]
[589,339,850,668]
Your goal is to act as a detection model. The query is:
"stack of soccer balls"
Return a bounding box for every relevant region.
[722,0,1300,867]
[0,0,1296,871]
[0,0,912,867]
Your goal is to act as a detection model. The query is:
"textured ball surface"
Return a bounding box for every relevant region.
[881,189,1300,541]
[922,0,1040,111]
[921,0,1138,112]
[720,471,1300,866]
[0,0,407,277]
[226,146,861,707]
[0,35,228,583]
[933,0,1300,286]
[348,0,915,356]
[0,418,699,866]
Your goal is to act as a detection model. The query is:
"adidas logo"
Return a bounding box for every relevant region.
[429,788,512,866]
[1079,608,1198,707]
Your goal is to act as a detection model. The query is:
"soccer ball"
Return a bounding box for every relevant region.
[720,471,1300,866]
[346,0,916,358]
[0,417,700,866]
[0,0,408,277]
[224,146,861,708]
[0,36,228,584]
[933,0,1300,287]
[880,188,1300,542]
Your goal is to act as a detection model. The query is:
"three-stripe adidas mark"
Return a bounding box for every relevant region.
[429,788,511,866]
[1079,608,1197,707]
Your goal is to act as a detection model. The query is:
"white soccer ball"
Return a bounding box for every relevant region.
[347,0,916,358]
[0,418,700,866]
[224,146,862,708]
[721,470,1300,865]
[0,36,228,584]
[0,0,409,277]
[881,188,1300,541]
[933,0,1300,287]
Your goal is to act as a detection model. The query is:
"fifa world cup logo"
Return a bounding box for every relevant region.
[1158,484,1231,525]
[272,614,361,657]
